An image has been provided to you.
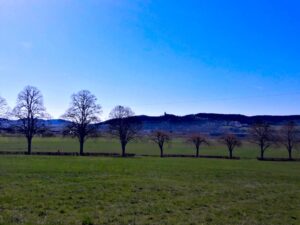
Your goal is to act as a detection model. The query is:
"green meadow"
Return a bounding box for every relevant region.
[0,136,300,159]
[0,156,299,225]
[0,137,299,225]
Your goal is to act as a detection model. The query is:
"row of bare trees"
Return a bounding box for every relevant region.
[0,86,141,156]
[150,122,299,160]
[150,132,238,159]
[0,86,299,159]
[249,121,300,160]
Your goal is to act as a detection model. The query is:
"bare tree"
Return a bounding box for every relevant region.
[187,134,209,158]
[150,130,171,157]
[12,86,49,154]
[220,134,241,159]
[279,121,300,160]
[0,96,8,116]
[0,96,8,129]
[62,90,102,156]
[250,122,275,159]
[108,106,141,157]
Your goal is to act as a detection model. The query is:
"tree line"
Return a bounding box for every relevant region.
[0,86,299,160]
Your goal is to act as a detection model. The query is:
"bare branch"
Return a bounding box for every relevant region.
[150,130,171,157]
[278,121,300,160]
[108,105,141,157]
[220,133,241,159]
[0,96,9,119]
[0,96,9,129]
[186,134,209,157]
[12,86,49,154]
[62,90,102,155]
[249,122,275,159]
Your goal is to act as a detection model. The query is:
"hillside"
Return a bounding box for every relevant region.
[1,113,300,136]
[102,113,300,136]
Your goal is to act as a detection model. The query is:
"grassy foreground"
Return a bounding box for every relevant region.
[0,156,299,225]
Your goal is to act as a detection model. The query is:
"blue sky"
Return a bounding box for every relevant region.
[0,0,300,119]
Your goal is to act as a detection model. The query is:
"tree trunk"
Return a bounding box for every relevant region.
[160,146,164,158]
[196,147,199,158]
[260,147,264,159]
[122,143,126,157]
[79,140,84,156]
[288,149,292,160]
[27,137,32,155]
[229,149,233,159]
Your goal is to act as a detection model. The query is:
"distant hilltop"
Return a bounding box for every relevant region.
[1,113,300,136]
[103,113,300,136]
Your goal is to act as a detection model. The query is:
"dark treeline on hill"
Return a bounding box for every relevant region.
[144,113,300,126]
[2,113,300,136]
[100,113,300,137]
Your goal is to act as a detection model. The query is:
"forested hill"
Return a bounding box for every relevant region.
[102,113,300,136]
[129,113,300,125]
[1,113,300,136]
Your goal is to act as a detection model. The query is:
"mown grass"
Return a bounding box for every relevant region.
[0,136,299,159]
[0,156,299,225]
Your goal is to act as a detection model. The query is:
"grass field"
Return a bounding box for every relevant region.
[0,156,299,225]
[1,137,300,159]
[0,137,299,224]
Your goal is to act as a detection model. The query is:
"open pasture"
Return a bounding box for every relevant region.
[0,136,299,159]
[0,137,299,224]
[0,156,299,225]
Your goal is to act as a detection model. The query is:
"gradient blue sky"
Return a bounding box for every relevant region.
[0,0,300,119]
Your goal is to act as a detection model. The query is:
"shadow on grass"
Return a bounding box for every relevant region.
[257,157,300,162]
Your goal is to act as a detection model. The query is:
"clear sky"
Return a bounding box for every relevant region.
[0,0,300,119]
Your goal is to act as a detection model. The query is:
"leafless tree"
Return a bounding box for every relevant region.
[62,90,102,155]
[108,105,141,157]
[12,86,49,154]
[0,96,8,116]
[220,134,241,159]
[187,134,209,158]
[150,130,171,157]
[250,122,275,159]
[0,96,8,129]
[279,121,300,160]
